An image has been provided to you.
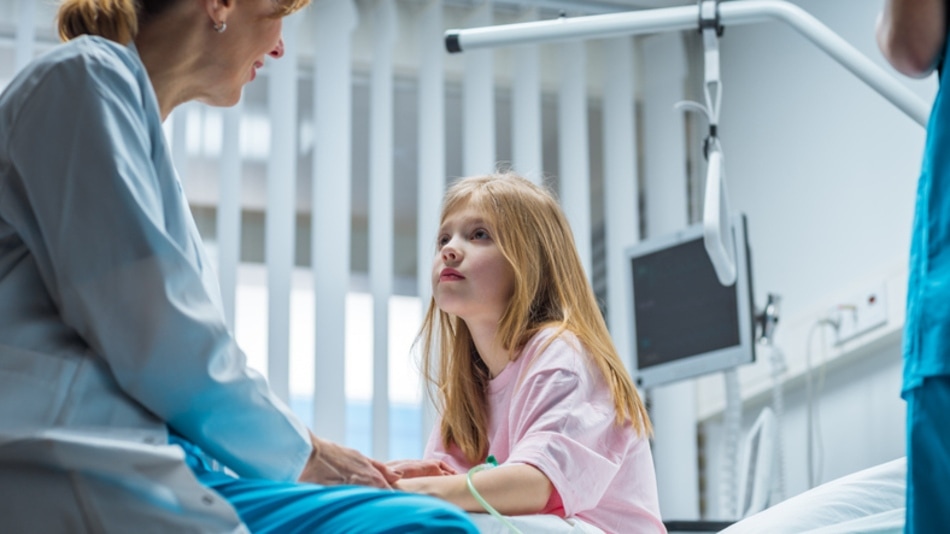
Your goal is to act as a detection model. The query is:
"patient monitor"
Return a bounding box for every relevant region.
[624,213,755,388]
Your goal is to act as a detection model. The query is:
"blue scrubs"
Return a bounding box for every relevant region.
[903,29,950,534]
[904,377,950,533]
[172,436,477,534]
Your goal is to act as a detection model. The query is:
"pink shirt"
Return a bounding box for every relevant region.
[424,328,666,534]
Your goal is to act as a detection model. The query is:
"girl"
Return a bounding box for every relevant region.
[395,173,666,534]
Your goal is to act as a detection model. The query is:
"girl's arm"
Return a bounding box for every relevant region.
[877,0,946,78]
[395,463,553,515]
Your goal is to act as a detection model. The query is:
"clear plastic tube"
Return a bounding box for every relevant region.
[466,456,524,534]
[720,368,742,519]
[768,343,787,503]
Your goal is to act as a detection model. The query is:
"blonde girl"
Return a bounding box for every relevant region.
[395,173,665,534]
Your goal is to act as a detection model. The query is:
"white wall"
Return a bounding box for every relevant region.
[651,0,932,518]
[720,0,930,322]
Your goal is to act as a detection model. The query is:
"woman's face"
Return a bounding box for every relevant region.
[201,0,285,106]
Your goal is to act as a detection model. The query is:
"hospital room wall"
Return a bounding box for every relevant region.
[669,0,930,518]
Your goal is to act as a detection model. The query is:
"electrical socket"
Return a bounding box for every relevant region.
[832,282,888,346]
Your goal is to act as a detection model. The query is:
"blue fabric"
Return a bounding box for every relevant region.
[171,435,478,534]
[903,32,950,394]
[905,377,950,534]
[903,28,950,534]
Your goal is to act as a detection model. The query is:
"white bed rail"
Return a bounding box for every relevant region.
[445,0,928,127]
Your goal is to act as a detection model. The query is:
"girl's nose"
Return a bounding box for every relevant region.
[441,244,460,263]
[270,38,285,59]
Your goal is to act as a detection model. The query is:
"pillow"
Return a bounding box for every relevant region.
[720,457,905,534]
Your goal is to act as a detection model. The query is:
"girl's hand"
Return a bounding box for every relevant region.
[386,458,457,478]
[389,464,553,514]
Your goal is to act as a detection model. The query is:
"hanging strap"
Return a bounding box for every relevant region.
[699,0,723,159]
[698,0,737,286]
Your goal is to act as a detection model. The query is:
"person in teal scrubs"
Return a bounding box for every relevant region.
[0,0,476,531]
[878,1,950,532]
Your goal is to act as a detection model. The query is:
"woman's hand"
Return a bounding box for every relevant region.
[386,458,457,479]
[298,432,401,489]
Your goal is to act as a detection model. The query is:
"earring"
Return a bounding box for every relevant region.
[213,20,227,33]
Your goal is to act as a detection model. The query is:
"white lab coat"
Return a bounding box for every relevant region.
[0,36,311,530]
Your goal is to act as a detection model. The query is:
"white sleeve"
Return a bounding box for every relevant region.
[3,42,310,481]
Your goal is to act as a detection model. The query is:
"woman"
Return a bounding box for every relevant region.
[0,0,476,532]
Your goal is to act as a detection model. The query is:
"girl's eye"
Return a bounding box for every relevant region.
[472,229,489,240]
[437,235,449,247]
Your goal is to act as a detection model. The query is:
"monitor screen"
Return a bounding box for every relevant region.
[625,213,755,388]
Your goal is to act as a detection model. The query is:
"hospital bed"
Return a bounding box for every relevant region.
[467,456,905,533]
[720,456,905,534]
[663,458,905,534]
[466,513,606,533]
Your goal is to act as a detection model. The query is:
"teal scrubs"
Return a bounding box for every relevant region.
[903,29,950,534]
[172,435,477,534]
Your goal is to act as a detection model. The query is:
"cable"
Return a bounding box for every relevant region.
[466,456,524,534]
[720,368,742,519]
[817,329,828,485]
[767,343,787,504]
[804,318,837,489]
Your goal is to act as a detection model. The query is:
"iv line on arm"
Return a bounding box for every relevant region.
[466,455,525,534]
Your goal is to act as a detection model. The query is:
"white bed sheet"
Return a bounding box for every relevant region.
[720,457,906,534]
[467,512,605,533]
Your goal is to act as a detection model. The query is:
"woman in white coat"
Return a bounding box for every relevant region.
[0,0,477,532]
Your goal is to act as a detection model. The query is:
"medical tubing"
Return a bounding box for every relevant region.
[815,327,828,485]
[805,322,817,489]
[768,344,787,503]
[805,320,834,489]
[720,368,742,519]
[466,458,524,534]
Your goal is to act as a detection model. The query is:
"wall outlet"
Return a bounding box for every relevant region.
[832,282,888,346]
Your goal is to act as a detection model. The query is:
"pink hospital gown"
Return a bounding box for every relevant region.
[424,328,666,534]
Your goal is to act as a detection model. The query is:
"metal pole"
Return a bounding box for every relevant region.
[445,0,929,127]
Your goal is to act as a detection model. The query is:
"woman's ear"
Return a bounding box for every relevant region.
[203,0,235,28]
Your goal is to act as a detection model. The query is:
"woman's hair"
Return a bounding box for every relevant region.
[417,171,653,464]
[57,0,310,43]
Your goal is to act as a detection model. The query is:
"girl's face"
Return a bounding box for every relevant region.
[201,0,285,106]
[432,205,515,326]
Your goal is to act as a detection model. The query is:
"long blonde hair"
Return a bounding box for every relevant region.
[57,0,310,44]
[418,172,652,464]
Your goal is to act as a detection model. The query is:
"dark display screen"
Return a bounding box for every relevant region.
[631,237,740,370]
